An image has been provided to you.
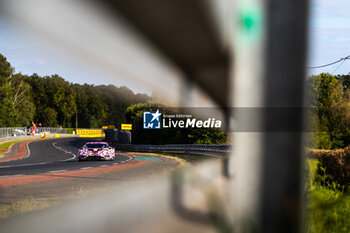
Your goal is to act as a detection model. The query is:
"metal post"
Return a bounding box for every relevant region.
[76,111,78,130]
[230,0,309,232]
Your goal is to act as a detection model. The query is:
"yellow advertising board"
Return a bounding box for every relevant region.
[102,126,108,129]
[77,129,104,137]
[108,125,115,129]
[121,124,132,130]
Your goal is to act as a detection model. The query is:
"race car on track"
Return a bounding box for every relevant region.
[78,142,115,161]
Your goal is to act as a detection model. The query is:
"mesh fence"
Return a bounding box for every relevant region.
[0,127,27,138]
[0,127,73,138]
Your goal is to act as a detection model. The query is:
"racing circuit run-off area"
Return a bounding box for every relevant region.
[0,137,182,214]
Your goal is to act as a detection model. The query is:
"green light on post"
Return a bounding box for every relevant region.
[241,14,255,31]
[237,4,263,43]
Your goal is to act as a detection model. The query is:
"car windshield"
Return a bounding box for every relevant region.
[86,144,108,149]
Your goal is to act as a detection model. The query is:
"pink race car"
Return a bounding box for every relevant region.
[78,142,115,161]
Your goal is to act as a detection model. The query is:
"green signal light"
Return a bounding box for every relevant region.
[241,14,255,31]
[237,4,263,43]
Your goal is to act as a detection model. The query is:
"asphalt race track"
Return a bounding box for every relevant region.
[0,138,132,177]
[0,137,181,217]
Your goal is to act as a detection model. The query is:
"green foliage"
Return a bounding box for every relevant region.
[73,84,108,128]
[305,158,350,233]
[307,147,350,187]
[0,53,150,128]
[125,103,227,144]
[95,85,149,128]
[66,128,74,134]
[306,184,350,233]
[0,140,22,149]
[27,74,77,127]
[41,108,58,127]
[0,61,34,127]
[0,54,12,85]
[308,73,350,149]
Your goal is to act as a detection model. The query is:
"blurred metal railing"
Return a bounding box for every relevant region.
[0,127,27,138]
[34,127,71,134]
[115,144,231,157]
[0,127,74,139]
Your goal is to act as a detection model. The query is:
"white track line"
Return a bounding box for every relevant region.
[0,140,35,164]
[0,174,25,178]
[52,142,77,161]
[80,167,92,170]
[46,170,67,173]
[0,140,75,169]
[25,142,31,159]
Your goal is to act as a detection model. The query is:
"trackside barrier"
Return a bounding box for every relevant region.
[35,127,71,134]
[104,129,132,144]
[114,144,231,158]
[0,127,27,138]
[0,133,78,144]
[0,127,75,139]
[76,129,104,137]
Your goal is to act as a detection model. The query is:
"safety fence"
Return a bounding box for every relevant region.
[0,127,74,139]
[35,127,73,134]
[0,127,27,138]
[114,143,231,158]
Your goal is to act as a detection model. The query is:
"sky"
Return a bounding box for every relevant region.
[0,0,349,91]
[308,0,350,76]
[0,16,151,95]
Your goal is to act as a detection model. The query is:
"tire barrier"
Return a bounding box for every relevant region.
[104,129,132,144]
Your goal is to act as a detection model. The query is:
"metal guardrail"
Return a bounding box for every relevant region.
[114,144,231,157]
[34,127,70,134]
[0,127,73,139]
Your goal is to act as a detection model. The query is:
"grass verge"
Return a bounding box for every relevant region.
[0,140,25,149]
[127,151,214,165]
[306,185,350,233]
[126,152,190,170]
[128,151,217,167]
[0,136,69,158]
[0,139,30,157]
[305,158,350,233]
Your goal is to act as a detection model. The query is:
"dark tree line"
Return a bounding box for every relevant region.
[0,53,150,128]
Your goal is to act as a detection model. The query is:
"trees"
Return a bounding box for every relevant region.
[41,107,58,127]
[74,84,107,128]
[0,54,12,84]
[6,74,35,126]
[0,53,151,128]
[308,73,350,149]
[96,85,151,128]
[0,55,34,126]
[28,74,77,127]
